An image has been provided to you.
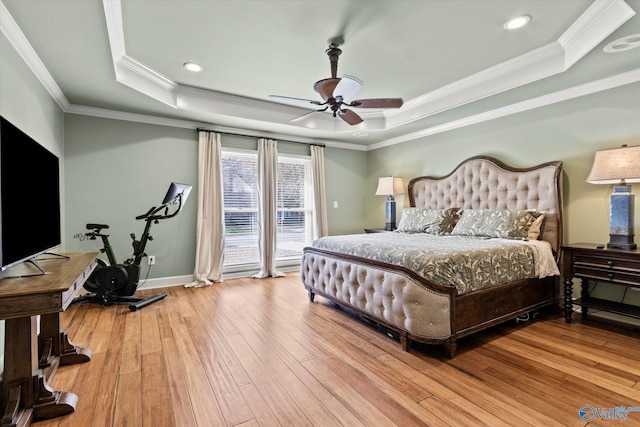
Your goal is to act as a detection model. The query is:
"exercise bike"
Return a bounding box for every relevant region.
[72,182,192,311]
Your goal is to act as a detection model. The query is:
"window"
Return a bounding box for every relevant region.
[221,148,313,269]
[276,154,313,261]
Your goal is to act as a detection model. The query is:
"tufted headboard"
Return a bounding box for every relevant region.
[408,156,563,255]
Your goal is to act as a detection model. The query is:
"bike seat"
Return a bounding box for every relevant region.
[86,223,109,230]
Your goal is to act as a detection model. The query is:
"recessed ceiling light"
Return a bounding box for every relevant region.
[504,15,531,30]
[604,34,640,53]
[183,62,203,72]
[352,132,368,137]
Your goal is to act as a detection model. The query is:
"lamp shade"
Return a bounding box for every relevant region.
[375,177,404,196]
[586,145,640,185]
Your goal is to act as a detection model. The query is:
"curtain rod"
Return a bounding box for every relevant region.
[196,127,326,148]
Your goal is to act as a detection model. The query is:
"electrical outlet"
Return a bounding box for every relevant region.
[148,255,155,265]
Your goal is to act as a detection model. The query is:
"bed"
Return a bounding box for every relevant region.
[300,156,563,357]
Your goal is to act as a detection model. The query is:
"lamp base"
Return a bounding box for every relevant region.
[607,234,637,250]
[385,197,397,231]
[607,185,636,250]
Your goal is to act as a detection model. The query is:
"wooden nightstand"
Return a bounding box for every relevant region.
[561,243,640,324]
[364,228,392,233]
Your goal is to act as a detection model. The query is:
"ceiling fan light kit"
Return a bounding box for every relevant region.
[270,43,404,126]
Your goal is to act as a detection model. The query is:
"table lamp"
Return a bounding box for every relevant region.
[586,144,640,249]
[375,176,404,230]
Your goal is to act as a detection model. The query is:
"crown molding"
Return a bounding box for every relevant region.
[102,0,125,61]
[386,0,635,130]
[559,0,636,68]
[370,68,640,151]
[386,41,565,129]
[99,0,634,134]
[116,55,178,106]
[65,103,366,151]
[0,0,69,110]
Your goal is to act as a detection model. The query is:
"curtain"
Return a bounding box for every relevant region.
[310,145,329,238]
[252,138,284,279]
[187,130,224,287]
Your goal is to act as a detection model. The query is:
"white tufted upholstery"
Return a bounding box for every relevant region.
[409,157,562,254]
[301,250,452,339]
[301,157,562,351]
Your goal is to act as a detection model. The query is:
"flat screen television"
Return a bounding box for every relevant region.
[0,116,61,272]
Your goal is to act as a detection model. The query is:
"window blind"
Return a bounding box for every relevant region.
[221,149,313,268]
[221,149,259,266]
[276,154,313,261]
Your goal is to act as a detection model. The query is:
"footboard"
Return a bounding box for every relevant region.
[301,247,457,350]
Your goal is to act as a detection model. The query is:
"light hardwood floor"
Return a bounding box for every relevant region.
[34,273,640,427]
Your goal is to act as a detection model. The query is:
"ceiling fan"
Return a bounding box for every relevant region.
[270,44,404,125]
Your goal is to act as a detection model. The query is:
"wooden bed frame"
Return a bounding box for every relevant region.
[300,156,563,357]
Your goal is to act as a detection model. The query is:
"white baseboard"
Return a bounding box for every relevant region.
[134,274,194,290]
[134,265,301,290]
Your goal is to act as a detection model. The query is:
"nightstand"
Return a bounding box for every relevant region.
[561,243,640,324]
[364,228,392,233]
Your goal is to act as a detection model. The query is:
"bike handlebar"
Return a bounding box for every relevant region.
[135,206,157,220]
[135,194,185,222]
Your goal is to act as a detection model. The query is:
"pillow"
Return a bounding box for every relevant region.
[451,209,543,240]
[396,207,459,235]
[508,210,544,240]
[527,213,545,240]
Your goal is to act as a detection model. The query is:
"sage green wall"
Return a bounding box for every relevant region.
[366,82,640,306]
[63,115,368,281]
[1,32,65,377]
[64,115,199,279]
[0,35,65,157]
[324,147,368,235]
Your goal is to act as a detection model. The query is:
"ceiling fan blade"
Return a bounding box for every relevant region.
[349,98,404,109]
[338,109,363,125]
[333,75,362,101]
[291,107,328,123]
[269,95,324,105]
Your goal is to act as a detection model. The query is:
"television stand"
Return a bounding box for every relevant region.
[38,252,71,260]
[0,252,98,426]
[0,253,71,279]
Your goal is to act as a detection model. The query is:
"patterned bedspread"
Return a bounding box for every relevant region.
[311,232,559,295]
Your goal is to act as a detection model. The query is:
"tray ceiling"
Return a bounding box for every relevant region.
[2,0,639,149]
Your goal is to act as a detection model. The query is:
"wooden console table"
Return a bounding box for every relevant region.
[0,252,98,427]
